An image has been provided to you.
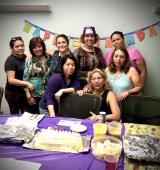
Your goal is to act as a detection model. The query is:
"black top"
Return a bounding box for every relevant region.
[100,89,112,115]
[4,54,26,91]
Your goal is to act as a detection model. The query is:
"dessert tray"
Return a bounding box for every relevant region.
[23,127,91,153]
[123,134,160,162]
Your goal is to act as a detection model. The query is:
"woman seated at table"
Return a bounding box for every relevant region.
[39,54,80,117]
[105,46,142,101]
[77,68,120,121]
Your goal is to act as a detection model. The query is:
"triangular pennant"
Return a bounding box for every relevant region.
[148,26,157,37]
[125,34,135,46]
[53,34,59,45]
[32,27,41,37]
[23,22,32,33]
[136,30,145,42]
[43,31,50,41]
[105,37,112,48]
[95,40,100,48]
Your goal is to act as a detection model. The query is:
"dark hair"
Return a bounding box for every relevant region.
[29,37,46,56]
[9,36,23,48]
[109,46,131,73]
[56,34,69,45]
[60,54,77,78]
[80,26,99,44]
[110,31,124,40]
[80,34,99,44]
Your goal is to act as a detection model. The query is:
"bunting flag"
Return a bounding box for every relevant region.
[52,34,59,45]
[43,31,50,41]
[136,30,145,42]
[32,27,40,37]
[23,21,32,33]
[126,34,135,46]
[23,20,160,48]
[72,39,81,47]
[148,26,157,37]
[105,37,112,48]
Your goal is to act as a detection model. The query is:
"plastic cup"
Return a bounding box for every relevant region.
[93,123,107,137]
[104,155,119,170]
[108,121,122,138]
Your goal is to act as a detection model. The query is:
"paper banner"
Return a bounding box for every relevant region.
[125,34,135,46]
[72,39,81,47]
[105,37,112,48]
[136,30,145,42]
[23,20,160,46]
[148,26,157,37]
[32,27,40,37]
[23,22,32,33]
[43,31,50,41]
[52,34,59,45]
[95,40,100,48]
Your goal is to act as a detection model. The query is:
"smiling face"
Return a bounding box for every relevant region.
[33,44,43,57]
[56,37,69,53]
[113,49,126,68]
[63,58,75,77]
[83,34,96,46]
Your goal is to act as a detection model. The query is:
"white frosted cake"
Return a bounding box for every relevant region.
[34,128,83,153]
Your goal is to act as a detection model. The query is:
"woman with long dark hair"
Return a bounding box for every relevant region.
[39,54,80,116]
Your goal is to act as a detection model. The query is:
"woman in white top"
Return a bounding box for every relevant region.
[105,46,141,101]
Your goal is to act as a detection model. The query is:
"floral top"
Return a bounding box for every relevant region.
[74,47,105,81]
[23,55,51,98]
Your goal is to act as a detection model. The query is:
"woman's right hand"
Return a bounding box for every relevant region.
[76,90,84,96]
[26,82,34,92]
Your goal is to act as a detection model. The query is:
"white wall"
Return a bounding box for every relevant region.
[0,0,160,113]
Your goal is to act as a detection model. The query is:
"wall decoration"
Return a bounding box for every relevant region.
[23,20,160,48]
[136,30,145,42]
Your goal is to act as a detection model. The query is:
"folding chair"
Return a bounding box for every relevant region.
[121,95,160,125]
[58,92,102,119]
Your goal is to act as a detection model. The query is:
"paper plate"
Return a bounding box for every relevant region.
[70,125,87,133]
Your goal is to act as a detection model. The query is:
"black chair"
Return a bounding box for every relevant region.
[0,87,4,113]
[121,95,160,125]
[58,92,102,119]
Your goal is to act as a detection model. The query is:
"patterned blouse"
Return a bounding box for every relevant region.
[74,47,106,81]
[23,55,51,98]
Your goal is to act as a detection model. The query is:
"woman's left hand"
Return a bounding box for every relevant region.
[117,91,129,101]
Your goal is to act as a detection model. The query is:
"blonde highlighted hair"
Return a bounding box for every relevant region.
[86,68,110,93]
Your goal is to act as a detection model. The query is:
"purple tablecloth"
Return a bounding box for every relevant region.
[0,115,124,170]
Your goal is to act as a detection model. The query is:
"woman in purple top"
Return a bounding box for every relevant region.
[39,54,80,116]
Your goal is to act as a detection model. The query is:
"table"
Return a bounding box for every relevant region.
[0,115,124,170]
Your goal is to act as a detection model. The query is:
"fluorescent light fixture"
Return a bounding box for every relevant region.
[0,4,51,12]
[155,6,160,14]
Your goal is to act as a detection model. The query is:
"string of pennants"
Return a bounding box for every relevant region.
[23,19,160,48]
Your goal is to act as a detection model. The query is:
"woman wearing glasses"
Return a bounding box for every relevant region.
[74,26,105,88]
[77,69,120,121]
[4,36,34,114]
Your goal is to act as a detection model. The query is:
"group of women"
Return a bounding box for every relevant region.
[4,26,146,122]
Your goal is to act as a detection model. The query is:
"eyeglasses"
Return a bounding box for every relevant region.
[91,77,103,81]
[10,36,22,41]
